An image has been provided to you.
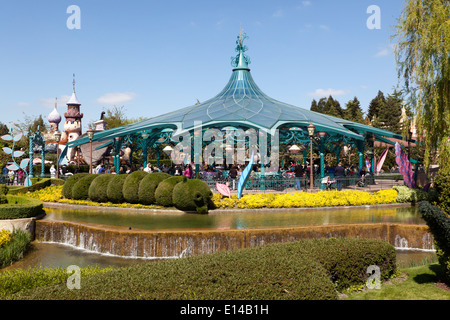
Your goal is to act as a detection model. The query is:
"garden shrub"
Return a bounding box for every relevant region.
[72,174,99,200]
[8,178,65,195]
[292,238,397,291]
[0,185,8,195]
[0,266,113,297]
[62,173,89,199]
[0,195,7,205]
[106,174,128,203]
[123,171,148,204]
[172,177,214,214]
[7,238,397,300]
[0,196,44,219]
[0,229,31,268]
[433,172,450,213]
[155,176,185,207]
[88,174,114,203]
[138,172,171,205]
[418,201,450,283]
[393,185,428,204]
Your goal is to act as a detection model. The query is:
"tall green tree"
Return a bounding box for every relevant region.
[344,97,365,123]
[323,95,344,118]
[374,90,403,134]
[367,90,386,124]
[310,99,319,112]
[393,0,450,170]
[102,106,147,129]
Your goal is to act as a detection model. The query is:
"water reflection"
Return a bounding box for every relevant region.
[3,242,436,272]
[43,205,424,231]
[2,242,156,271]
[2,205,430,271]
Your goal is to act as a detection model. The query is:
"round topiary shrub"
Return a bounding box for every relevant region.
[72,174,99,200]
[0,196,44,219]
[155,175,185,207]
[0,194,7,205]
[0,184,8,195]
[106,174,128,203]
[172,177,213,214]
[138,172,171,205]
[88,174,115,203]
[62,173,89,199]
[122,171,148,204]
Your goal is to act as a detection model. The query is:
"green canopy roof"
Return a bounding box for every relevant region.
[68,32,403,148]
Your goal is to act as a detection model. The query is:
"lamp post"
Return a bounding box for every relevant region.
[307,122,315,190]
[141,131,149,168]
[87,129,95,174]
[407,129,412,161]
[163,145,173,167]
[54,131,61,179]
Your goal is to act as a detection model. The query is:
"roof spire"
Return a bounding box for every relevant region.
[231,30,251,71]
[72,73,76,93]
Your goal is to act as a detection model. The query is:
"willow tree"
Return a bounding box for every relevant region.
[393,0,450,171]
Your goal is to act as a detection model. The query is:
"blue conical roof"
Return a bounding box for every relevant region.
[68,33,404,148]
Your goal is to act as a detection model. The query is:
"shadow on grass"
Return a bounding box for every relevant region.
[413,264,444,284]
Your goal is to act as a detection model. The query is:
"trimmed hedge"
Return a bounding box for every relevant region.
[8,178,65,196]
[155,176,185,207]
[0,185,8,196]
[0,196,44,219]
[138,172,171,205]
[293,238,397,291]
[433,173,450,213]
[62,173,89,199]
[106,174,127,203]
[88,174,114,203]
[418,201,450,283]
[7,238,397,300]
[172,177,214,214]
[72,175,99,200]
[123,171,148,204]
[0,229,31,268]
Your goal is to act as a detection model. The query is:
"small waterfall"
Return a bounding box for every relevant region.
[35,220,435,259]
[395,235,409,249]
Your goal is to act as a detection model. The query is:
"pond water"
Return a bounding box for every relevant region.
[1,204,436,271]
[42,204,425,230]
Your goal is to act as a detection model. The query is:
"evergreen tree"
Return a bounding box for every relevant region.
[323,95,344,118]
[344,97,364,123]
[373,90,403,134]
[310,99,319,112]
[367,90,386,123]
[316,97,327,113]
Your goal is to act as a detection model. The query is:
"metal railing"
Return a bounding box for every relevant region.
[199,172,405,193]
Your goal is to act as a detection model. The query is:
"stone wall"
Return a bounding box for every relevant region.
[35,220,434,259]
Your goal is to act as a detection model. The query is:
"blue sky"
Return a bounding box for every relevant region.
[0,0,406,131]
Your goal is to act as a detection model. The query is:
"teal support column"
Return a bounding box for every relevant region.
[143,148,148,169]
[260,155,265,191]
[28,139,34,178]
[319,137,325,189]
[371,155,375,176]
[40,149,45,178]
[114,139,122,174]
[356,140,364,171]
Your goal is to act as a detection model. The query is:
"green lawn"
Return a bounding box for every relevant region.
[343,263,450,300]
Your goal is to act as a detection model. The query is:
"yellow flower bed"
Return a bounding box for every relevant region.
[19,185,64,202]
[0,229,12,247]
[20,184,398,211]
[21,185,163,209]
[213,189,398,209]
